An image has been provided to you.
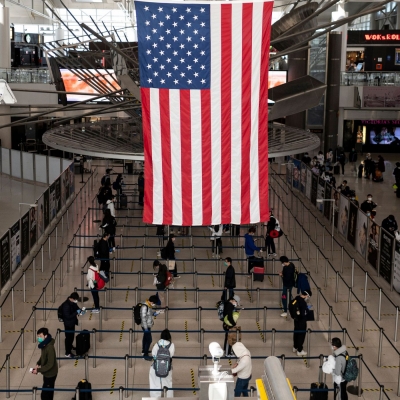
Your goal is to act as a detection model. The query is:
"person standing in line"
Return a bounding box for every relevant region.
[106,195,116,217]
[393,162,400,188]
[231,342,252,397]
[61,292,81,357]
[141,295,161,361]
[153,260,169,304]
[222,257,236,301]
[138,171,145,206]
[292,290,311,357]
[265,210,277,257]
[101,208,117,252]
[349,147,358,173]
[337,148,346,175]
[222,295,241,356]
[165,234,180,278]
[31,328,58,400]
[244,227,262,275]
[209,224,223,258]
[97,232,111,277]
[331,337,349,400]
[279,256,296,317]
[87,256,100,313]
[149,329,175,397]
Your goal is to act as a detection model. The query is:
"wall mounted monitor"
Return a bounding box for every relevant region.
[59,69,120,102]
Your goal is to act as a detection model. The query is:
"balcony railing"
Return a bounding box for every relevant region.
[341,71,400,86]
[0,68,52,84]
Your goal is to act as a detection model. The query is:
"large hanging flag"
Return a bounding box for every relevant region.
[136,0,272,225]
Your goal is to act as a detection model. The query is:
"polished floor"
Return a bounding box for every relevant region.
[0,159,399,399]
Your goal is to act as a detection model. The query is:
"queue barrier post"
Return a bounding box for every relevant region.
[281,354,285,371]
[363,273,368,303]
[306,329,311,368]
[271,328,276,356]
[85,354,89,381]
[198,307,202,343]
[129,329,133,368]
[6,354,10,398]
[93,329,97,368]
[378,328,384,367]
[20,328,24,368]
[125,354,129,398]
[361,306,366,342]
[263,307,267,343]
[395,307,399,342]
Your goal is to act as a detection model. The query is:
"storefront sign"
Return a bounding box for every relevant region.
[348,30,400,45]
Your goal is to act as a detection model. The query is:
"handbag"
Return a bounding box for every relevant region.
[168,260,176,270]
[306,309,315,321]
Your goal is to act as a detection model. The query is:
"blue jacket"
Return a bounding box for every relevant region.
[244,233,260,256]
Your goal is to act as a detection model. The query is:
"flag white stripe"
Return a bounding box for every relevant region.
[190,90,203,225]
[230,4,243,225]
[169,89,182,226]
[249,2,263,222]
[210,5,222,224]
[150,89,163,224]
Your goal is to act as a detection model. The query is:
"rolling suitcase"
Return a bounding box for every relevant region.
[309,382,328,400]
[334,164,340,175]
[76,330,90,356]
[253,266,264,282]
[72,379,92,400]
[120,194,128,208]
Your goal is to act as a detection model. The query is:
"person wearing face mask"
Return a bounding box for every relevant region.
[301,152,311,165]
[291,290,311,357]
[223,295,241,356]
[244,227,262,274]
[61,292,81,358]
[331,337,348,400]
[106,195,116,217]
[31,327,58,400]
[349,191,359,207]
[222,257,236,301]
[141,295,160,361]
[360,194,377,215]
[382,215,398,234]
[279,256,296,317]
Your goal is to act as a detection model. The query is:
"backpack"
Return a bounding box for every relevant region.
[288,298,300,319]
[133,303,146,325]
[216,300,224,321]
[153,342,172,378]
[99,270,109,283]
[94,271,106,290]
[57,303,64,322]
[339,353,359,382]
[160,247,167,259]
[112,181,118,190]
[164,271,173,287]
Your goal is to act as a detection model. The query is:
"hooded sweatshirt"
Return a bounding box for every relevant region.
[106,199,116,217]
[36,335,58,378]
[333,345,347,382]
[231,343,252,379]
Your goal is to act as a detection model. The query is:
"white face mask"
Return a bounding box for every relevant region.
[74,300,78,303]
[331,346,335,351]
[367,197,372,201]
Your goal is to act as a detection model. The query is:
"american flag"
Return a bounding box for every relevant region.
[136,0,272,226]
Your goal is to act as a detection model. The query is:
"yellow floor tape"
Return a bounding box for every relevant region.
[110,368,117,394]
[190,368,196,395]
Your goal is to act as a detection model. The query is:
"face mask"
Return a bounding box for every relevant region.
[282,263,285,267]
[331,346,335,351]
[74,300,78,303]
[367,197,372,201]
[224,262,228,266]
[37,337,44,343]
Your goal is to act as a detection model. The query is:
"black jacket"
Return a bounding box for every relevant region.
[101,216,117,236]
[394,167,400,182]
[293,295,308,322]
[360,200,377,214]
[282,262,296,287]
[62,299,79,326]
[97,238,110,260]
[165,240,175,260]
[266,216,277,234]
[156,263,168,289]
[223,300,236,327]
[224,265,236,289]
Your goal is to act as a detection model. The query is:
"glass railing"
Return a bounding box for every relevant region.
[0,68,52,84]
[341,71,400,86]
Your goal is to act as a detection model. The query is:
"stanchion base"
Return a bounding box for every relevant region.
[78,296,89,303]
[347,385,363,395]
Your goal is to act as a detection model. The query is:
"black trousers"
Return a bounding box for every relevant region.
[100,259,110,277]
[334,381,348,400]
[108,236,115,248]
[41,375,57,400]
[265,236,276,254]
[293,319,307,352]
[64,323,75,355]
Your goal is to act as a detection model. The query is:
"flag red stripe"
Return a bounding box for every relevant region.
[201,90,212,225]
[141,88,153,223]
[180,90,193,226]
[258,3,272,221]
[220,4,232,224]
[240,3,253,224]
[159,89,173,225]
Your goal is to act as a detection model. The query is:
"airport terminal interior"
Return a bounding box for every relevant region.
[3,0,400,399]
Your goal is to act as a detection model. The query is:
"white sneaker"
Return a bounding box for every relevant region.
[292,347,297,353]
[297,350,307,356]
[113,247,116,252]
[280,312,287,317]
[271,253,277,257]
[91,309,100,314]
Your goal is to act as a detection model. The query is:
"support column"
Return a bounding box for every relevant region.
[286,49,307,129]
[0,6,11,148]
[324,32,342,153]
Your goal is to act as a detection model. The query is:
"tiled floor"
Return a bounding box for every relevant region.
[0,159,399,399]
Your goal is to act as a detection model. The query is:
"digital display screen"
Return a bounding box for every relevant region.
[368,126,400,145]
[59,69,120,102]
[268,70,287,89]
